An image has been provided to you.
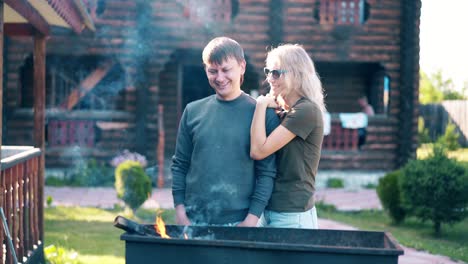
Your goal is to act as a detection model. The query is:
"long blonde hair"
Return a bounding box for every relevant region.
[266,44,326,114]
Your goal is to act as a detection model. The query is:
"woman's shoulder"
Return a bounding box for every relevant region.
[294,98,320,112]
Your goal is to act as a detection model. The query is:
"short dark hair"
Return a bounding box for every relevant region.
[202,37,245,65]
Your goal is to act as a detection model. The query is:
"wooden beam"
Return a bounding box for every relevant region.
[1,0,4,171]
[47,0,86,34]
[33,32,46,242]
[60,61,115,110]
[5,0,50,35]
[398,0,420,166]
[4,23,34,36]
[269,0,283,47]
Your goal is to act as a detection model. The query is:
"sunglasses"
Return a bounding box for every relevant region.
[263,67,287,79]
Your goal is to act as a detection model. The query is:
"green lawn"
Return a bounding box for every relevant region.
[44,206,175,264]
[417,144,468,162]
[317,204,468,263]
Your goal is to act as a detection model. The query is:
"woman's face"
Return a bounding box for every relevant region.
[265,60,287,98]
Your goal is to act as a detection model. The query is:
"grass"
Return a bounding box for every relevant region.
[417,144,468,162]
[316,204,468,262]
[45,206,175,264]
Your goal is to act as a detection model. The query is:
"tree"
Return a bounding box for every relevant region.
[400,145,468,235]
[419,71,443,104]
[419,70,466,104]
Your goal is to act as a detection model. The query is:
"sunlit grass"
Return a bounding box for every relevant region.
[45,206,175,264]
[317,204,468,262]
[417,144,468,162]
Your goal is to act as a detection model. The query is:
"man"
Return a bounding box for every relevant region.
[357,95,375,149]
[171,37,279,226]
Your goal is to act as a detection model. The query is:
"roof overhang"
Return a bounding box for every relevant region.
[3,0,95,36]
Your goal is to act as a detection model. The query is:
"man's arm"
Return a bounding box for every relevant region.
[171,109,193,225]
[240,108,280,226]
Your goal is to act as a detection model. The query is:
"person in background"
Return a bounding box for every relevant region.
[250,44,325,229]
[171,37,280,227]
[357,95,375,149]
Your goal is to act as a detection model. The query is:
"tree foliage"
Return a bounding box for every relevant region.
[419,70,466,104]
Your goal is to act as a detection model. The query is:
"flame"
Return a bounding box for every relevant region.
[154,216,170,238]
[184,233,188,239]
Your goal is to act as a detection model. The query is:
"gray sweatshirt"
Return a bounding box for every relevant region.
[172,92,279,224]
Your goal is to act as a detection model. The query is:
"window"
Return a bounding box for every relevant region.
[315,0,369,25]
[181,0,239,23]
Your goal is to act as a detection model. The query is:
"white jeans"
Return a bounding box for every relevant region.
[258,206,318,229]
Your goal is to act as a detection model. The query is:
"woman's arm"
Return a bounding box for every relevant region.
[250,95,296,160]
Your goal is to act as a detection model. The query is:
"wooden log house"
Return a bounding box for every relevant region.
[3,0,421,171]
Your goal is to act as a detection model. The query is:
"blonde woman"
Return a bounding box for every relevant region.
[250,44,325,228]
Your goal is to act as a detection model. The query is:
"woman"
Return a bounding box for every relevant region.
[250,44,325,228]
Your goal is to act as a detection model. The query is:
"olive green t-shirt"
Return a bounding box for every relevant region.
[267,97,324,212]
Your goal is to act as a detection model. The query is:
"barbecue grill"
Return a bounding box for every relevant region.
[115,216,403,264]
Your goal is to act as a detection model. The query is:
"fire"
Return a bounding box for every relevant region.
[184,233,188,239]
[154,216,170,238]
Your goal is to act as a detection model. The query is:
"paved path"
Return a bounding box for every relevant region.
[45,187,465,264]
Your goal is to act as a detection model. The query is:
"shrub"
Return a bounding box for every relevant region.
[362,182,377,189]
[45,245,81,264]
[68,159,114,187]
[376,170,406,224]
[418,117,431,145]
[45,176,67,187]
[115,160,152,214]
[400,146,468,235]
[46,196,53,207]
[326,178,344,188]
[436,122,460,151]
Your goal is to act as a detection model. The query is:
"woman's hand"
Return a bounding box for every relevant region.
[256,94,278,108]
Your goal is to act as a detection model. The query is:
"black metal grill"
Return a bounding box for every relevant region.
[115,216,403,264]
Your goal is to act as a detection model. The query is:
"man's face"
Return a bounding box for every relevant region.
[205,57,246,101]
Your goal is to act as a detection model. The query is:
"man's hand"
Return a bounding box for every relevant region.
[237,213,259,227]
[175,204,192,226]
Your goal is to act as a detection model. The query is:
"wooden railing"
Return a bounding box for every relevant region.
[1,146,43,264]
[323,120,359,151]
[48,120,96,147]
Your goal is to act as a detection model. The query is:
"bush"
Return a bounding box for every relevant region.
[326,178,344,188]
[400,146,468,235]
[362,182,377,189]
[376,170,406,224]
[68,159,114,187]
[45,245,81,264]
[418,117,431,145]
[115,160,152,214]
[436,122,460,151]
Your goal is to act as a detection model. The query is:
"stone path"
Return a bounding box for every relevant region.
[45,187,465,264]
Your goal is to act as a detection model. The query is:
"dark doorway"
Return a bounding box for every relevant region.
[182,65,212,109]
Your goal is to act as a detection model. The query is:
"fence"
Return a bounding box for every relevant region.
[419,100,468,146]
[1,146,44,264]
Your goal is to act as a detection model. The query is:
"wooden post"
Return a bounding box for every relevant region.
[398,0,420,166]
[33,32,46,241]
[157,105,165,188]
[269,0,283,47]
[1,0,4,166]
[0,3,4,262]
